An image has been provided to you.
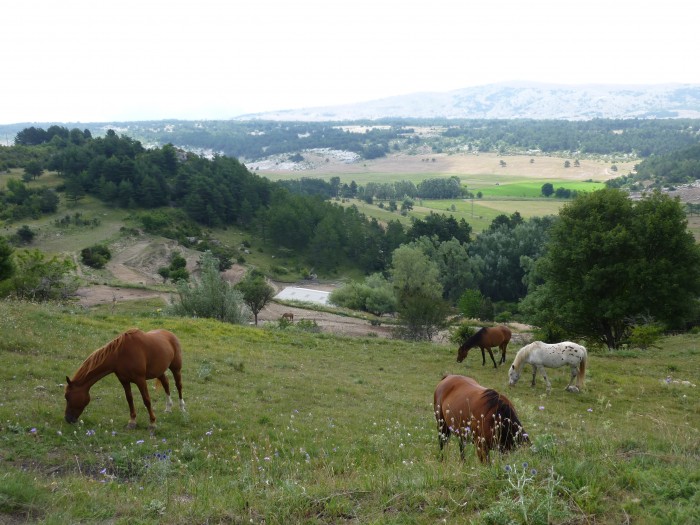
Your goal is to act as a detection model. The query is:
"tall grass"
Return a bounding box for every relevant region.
[0,299,698,523]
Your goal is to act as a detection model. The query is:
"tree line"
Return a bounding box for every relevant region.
[93,117,700,162]
[2,126,700,348]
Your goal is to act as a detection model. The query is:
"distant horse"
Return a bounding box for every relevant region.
[281,312,294,321]
[434,374,528,463]
[508,341,587,393]
[457,325,512,368]
[65,328,185,429]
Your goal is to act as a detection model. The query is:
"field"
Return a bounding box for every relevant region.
[258,152,639,233]
[0,300,698,524]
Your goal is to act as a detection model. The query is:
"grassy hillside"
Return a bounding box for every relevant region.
[0,300,698,524]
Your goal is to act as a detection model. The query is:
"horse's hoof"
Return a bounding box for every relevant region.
[126,421,136,430]
[566,386,580,393]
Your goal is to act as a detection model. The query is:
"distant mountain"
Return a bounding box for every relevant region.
[236,82,700,121]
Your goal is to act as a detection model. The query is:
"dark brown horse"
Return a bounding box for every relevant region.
[65,328,185,430]
[456,325,512,368]
[433,374,528,462]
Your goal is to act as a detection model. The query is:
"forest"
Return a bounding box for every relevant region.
[6,117,700,163]
[2,123,700,348]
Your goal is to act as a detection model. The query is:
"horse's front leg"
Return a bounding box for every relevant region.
[134,378,157,430]
[540,367,552,393]
[486,348,498,368]
[499,344,507,365]
[120,380,138,429]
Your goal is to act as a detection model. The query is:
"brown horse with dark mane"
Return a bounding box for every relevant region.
[64,328,185,430]
[434,374,528,462]
[456,325,512,368]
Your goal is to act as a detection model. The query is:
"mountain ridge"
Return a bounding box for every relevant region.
[235,82,700,121]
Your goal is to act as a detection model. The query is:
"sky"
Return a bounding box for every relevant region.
[2,0,698,124]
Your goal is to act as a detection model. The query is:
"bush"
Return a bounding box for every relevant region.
[168,251,250,324]
[449,323,477,346]
[628,323,664,350]
[80,244,112,269]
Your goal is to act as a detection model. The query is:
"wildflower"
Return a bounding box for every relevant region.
[86,429,95,436]
[531,469,537,476]
[522,462,529,468]
[539,406,545,410]
[504,465,512,472]
[587,408,593,412]
[99,468,107,475]
[205,430,213,436]
[30,428,37,434]
[57,431,62,436]
[112,431,117,436]
[136,439,145,444]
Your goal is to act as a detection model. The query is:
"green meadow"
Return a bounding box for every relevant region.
[1,300,698,524]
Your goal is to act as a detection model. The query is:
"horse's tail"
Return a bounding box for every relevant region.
[577,348,587,389]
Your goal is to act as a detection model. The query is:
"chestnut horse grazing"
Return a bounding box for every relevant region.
[456,325,511,368]
[281,312,294,321]
[434,375,528,462]
[65,328,185,429]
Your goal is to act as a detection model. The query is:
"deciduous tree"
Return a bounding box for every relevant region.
[522,189,700,349]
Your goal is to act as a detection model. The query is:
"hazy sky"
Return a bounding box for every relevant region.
[2,0,697,124]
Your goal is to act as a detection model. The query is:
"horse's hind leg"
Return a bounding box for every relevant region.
[566,366,579,392]
[499,343,508,365]
[158,374,173,412]
[170,366,185,411]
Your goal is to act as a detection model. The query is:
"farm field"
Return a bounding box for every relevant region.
[0,300,698,524]
[257,152,635,186]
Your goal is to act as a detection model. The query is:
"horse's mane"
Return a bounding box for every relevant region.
[480,389,526,451]
[71,329,138,382]
[464,327,487,347]
[512,341,537,369]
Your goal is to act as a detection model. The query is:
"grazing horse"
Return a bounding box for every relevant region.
[281,312,294,321]
[457,325,512,368]
[434,374,528,463]
[508,341,587,393]
[65,328,185,429]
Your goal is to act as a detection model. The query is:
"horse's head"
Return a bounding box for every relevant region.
[64,377,90,423]
[507,364,520,386]
[456,342,471,363]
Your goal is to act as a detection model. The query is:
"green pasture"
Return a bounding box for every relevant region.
[1,300,698,524]
[476,180,606,198]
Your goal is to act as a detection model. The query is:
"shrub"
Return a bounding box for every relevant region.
[449,323,477,346]
[168,251,250,324]
[80,244,111,269]
[628,323,664,350]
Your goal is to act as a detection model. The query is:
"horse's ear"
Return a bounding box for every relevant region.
[65,376,71,385]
